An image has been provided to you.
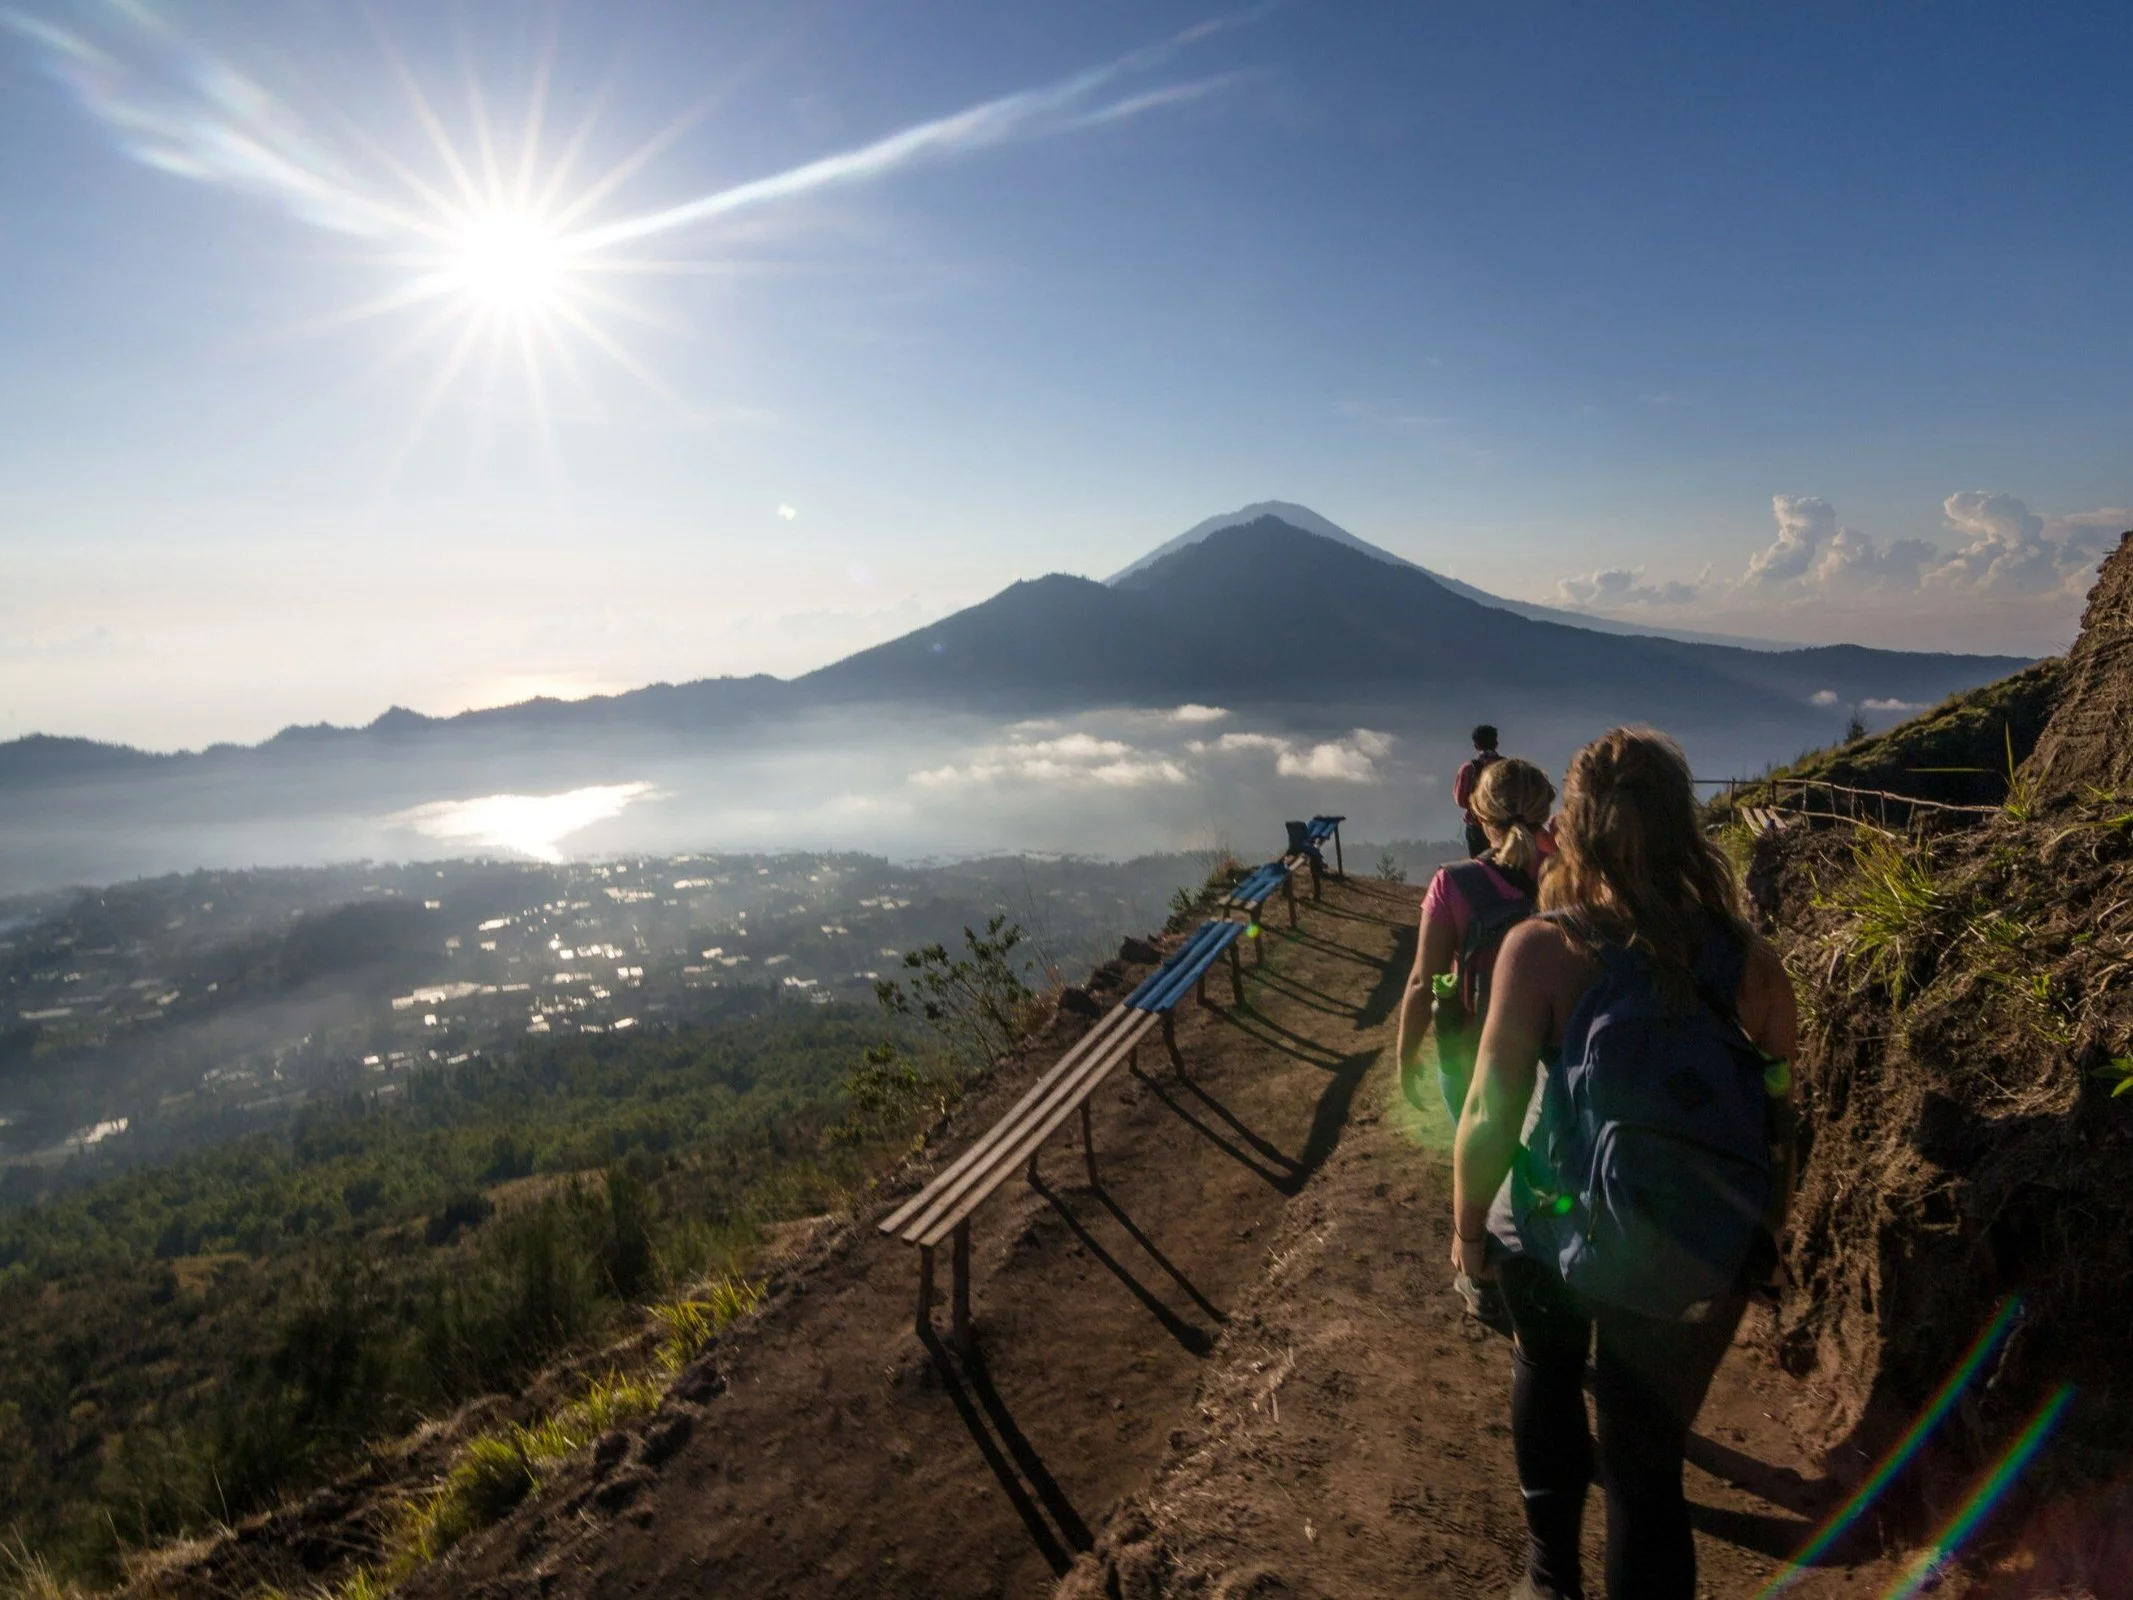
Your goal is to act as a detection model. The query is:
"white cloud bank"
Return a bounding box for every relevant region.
[915,722,1393,790]
[1548,491,2130,652]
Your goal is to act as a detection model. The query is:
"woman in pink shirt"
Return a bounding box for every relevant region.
[1397,756,1557,1122]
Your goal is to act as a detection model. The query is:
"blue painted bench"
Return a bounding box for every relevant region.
[1284,814,1347,897]
[1222,860,1296,961]
[879,919,1247,1349]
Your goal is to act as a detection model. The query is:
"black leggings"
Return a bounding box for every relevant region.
[1498,1258,1747,1600]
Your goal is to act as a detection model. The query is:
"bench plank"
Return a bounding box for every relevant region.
[902,1009,1159,1248]
[877,1001,1142,1239]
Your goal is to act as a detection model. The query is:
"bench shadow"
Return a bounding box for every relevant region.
[1131,1066,1294,1191]
[1246,966,1358,1019]
[1354,922,1417,1029]
[919,1325,1090,1574]
[1030,1169,1218,1356]
[1208,1004,1350,1070]
[1277,928,1388,971]
[1303,898,1411,930]
[1134,1047,1375,1197]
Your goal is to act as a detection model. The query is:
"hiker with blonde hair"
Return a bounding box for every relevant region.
[1396,755,1556,1328]
[1452,726,1799,1600]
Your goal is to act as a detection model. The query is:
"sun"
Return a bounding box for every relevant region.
[443,208,569,318]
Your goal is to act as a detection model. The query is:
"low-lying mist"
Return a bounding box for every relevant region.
[0,699,1865,895]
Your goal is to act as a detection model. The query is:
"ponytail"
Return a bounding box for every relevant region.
[1470,757,1555,879]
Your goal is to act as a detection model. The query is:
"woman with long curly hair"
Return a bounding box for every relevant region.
[1451,727,1799,1600]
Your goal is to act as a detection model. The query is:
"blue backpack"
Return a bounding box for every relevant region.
[1515,923,1772,1322]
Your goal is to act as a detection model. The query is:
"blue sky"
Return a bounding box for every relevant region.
[2,0,2128,748]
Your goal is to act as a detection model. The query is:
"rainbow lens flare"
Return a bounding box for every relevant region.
[1876,1384,2076,1600]
[1753,1296,2023,1598]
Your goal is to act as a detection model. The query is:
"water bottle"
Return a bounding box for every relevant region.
[1431,970,1472,1073]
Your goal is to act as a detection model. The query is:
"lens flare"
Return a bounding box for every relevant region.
[1753,1296,2024,1598]
[1877,1384,2076,1600]
[3,2,1252,456]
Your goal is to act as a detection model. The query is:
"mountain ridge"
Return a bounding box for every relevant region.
[0,512,2029,778]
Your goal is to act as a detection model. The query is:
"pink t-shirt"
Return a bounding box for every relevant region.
[1421,859,1529,942]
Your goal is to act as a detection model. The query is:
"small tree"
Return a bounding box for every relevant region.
[1374,850,1408,884]
[1845,706,1869,744]
[872,915,1035,1075]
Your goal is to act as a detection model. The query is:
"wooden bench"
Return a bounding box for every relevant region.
[878,919,1247,1349]
[1283,814,1347,897]
[1222,861,1296,962]
[1740,805,1796,837]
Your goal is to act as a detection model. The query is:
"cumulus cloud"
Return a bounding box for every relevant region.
[1736,492,2119,601]
[1809,689,1841,707]
[1929,492,2121,596]
[1169,703,1229,723]
[1554,567,1703,609]
[1199,727,1392,783]
[1278,741,1377,781]
[910,729,1188,789]
[1737,496,1938,592]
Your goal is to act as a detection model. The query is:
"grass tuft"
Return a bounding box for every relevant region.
[0,1536,81,1600]
[395,1434,537,1573]
[1824,829,1946,1003]
[651,1275,765,1373]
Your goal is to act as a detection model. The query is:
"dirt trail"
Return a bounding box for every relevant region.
[415,875,1933,1599]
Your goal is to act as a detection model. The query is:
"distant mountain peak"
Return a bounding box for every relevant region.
[1110,501,1793,650]
[1106,502,1415,585]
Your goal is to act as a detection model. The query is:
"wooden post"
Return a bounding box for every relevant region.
[1196,971,1209,1007]
[951,1222,972,1351]
[917,1244,936,1340]
[1081,1099,1100,1188]
[1163,1009,1184,1071]
[1285,874,1298,929]
[1227,940,1243,1005]
[1252,918,1265,966]
[1333,825,1344,878]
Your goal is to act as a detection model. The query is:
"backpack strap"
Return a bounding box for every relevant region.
[1442,861,1538,1016]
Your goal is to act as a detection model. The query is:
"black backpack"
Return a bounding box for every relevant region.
[1515,926,1773,1322]
[1434,860,1537,1072]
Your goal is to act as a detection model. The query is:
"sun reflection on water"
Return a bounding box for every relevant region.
[387,782,660,862]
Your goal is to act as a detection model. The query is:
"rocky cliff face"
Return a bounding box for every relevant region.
[2028,529,2133,802]
[1746,533,2133,1590]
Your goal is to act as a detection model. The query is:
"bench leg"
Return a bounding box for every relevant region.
[1253,920,1265,966]
[1081,1099,1100,1188]
[1286,877,1298,929]
[1333,827,1344,878]
[916,1244,935,1340]
[1228,941,1243,1005]
[1163,1009,1184,1072]
[1310,852,1323,902]
[1196,971,1208,1007]
[951,1221,972,1352]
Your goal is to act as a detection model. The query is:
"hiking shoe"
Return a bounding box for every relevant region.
[1455,1272,1514,1335]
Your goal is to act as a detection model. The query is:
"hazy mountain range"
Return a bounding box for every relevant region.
[2,509,2027,783]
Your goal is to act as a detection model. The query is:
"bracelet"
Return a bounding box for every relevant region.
[1455,1226,1487,1244]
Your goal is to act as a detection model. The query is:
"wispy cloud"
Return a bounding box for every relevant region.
[567,21,1255,252]
[5,6,1257,253]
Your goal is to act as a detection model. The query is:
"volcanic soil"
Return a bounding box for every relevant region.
[414,874,1925,1599]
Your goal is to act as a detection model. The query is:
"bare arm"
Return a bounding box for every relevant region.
[1451,920,1563,1277]
[1395,900,1459,1082]
[1737,935,1802,1226]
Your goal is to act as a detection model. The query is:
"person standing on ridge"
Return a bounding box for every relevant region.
[1454,725,1501,857]
[1451,726,1799,1600]
[1395,755,1555,1330]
